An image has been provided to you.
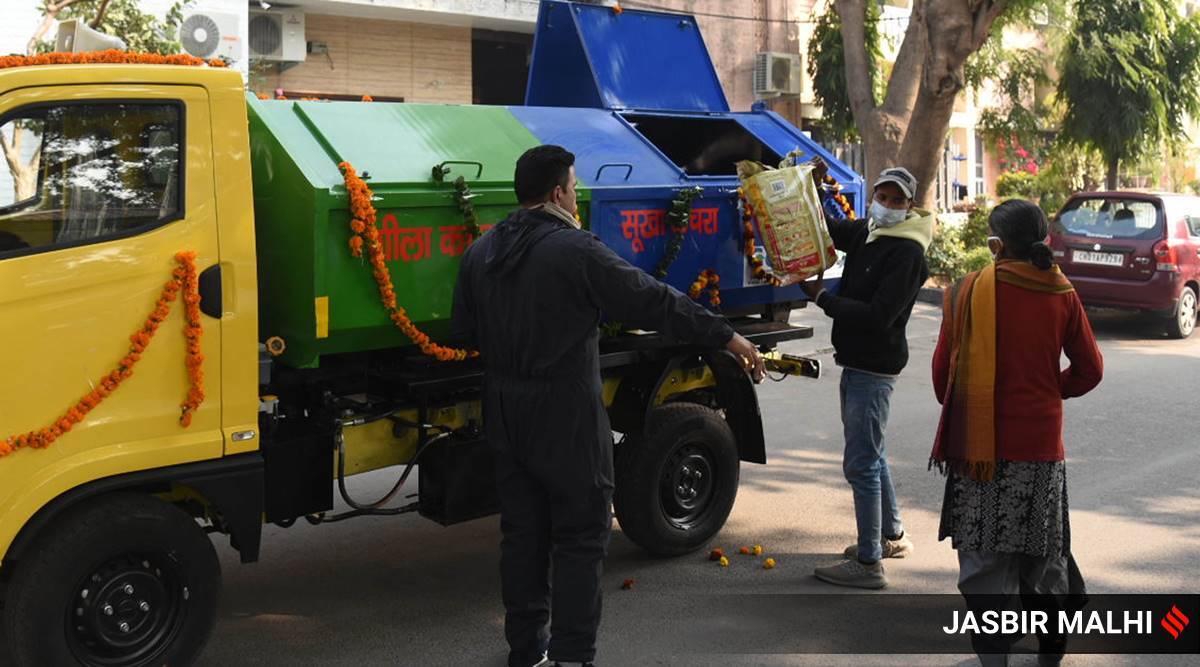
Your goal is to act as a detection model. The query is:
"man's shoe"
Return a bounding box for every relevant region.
[813,559,888,589]
[552,663,594,667]
[530,657,549,667]
[842,532,914,560]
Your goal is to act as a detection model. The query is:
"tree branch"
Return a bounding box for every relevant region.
[880,0,927,118]
[90,0,112,28]
[27,0,87,55]
[971,0,1011,51]
[834,0,878,122]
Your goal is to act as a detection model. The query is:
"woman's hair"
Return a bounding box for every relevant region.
[988,199,1054,270]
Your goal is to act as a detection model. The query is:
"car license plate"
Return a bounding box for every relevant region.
[1073,250,1124,266]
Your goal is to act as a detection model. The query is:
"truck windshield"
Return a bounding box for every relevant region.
[1055,197,1163,241]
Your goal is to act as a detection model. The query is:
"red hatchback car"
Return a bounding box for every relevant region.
[1050,192,1200,338]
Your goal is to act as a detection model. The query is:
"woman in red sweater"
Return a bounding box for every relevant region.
[931,199,1103,666]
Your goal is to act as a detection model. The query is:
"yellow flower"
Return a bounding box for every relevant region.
[719,556,730,567]
[763,558,776,570]
[753,545,763,556]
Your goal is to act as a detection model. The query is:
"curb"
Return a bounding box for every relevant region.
[916,287,944,305]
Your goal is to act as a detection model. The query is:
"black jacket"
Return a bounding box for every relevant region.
[815,217,929,376]
[451,208,733,498]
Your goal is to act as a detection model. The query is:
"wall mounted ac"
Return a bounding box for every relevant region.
[754,52,802,99]
[249,9,306,63]
[179,11,241,63]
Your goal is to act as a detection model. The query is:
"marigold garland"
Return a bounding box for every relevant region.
[339,162,476,362]
[1,252,204,458]
[821,174,857,221]
[0,50,227,70]
[688,269,721,308]
[737,189,782,286]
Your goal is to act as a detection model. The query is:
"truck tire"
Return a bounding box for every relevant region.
[1166,285,1197,339]
[2,492,220,667]
[614,403,739,557]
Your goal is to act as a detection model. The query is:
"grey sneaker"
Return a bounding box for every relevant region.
[531,656,549,667]
[814,559,888,589]
[842,533,914,560]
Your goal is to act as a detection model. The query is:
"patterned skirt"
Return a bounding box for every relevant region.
[938,460,1070,557]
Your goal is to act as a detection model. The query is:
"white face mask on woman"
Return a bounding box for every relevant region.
[869,200,909,228]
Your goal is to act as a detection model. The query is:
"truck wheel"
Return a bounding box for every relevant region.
[614,403,739,556]
[1166,285,1197,339]
[2,493,220,667]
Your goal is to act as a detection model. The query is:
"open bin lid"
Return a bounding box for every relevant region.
[526,0,730,113]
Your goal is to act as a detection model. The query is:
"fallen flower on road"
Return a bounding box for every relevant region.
[719,556,730,567]
[708,548,725,561]
[621,579,635,590]
[739,546,752,555]
[763,558,776,570]
[753,545,764,556]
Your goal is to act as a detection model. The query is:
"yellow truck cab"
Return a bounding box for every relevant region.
[0,5,859,664]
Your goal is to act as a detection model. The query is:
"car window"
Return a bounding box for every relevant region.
[1188,216,1200,237]
[1056,198,1163,240]
[0,102,182,258]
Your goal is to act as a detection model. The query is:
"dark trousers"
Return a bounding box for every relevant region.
[957,550,1086,666]
[494,451,613,667]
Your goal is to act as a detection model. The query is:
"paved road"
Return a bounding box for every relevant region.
[3,304,1196,666]
[192,303,1198,666]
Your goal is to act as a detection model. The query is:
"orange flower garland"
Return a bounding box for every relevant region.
[737,189,782,287]
[179,254,205,426]
[688,269,721,308]
[822,174,857,220]
[0,50,227,70]
[339,162,476,362]
[1,252,204,458]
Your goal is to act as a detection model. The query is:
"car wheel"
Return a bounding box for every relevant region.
[614,403,739,557]
[1167,285,1197,339]
[2,493,221,667]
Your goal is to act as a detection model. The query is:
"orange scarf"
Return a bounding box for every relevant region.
[930,260,1074,481]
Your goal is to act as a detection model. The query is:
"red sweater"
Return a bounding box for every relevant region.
[932,282,1103,461]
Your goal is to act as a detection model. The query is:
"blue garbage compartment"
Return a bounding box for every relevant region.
[517,0,865,314]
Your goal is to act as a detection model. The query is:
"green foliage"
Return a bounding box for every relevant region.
[996,171,1039,199]
[962,206,991,250]
[963,247,995,275]
[807,3,882,142]
[36,0,192,55]
[1057,0,1200,178]
[975,47,1052,172]
[926,224,967,280]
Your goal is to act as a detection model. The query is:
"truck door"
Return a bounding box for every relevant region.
[0,85,224,484]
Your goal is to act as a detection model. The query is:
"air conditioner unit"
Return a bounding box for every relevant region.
[754,52,802,98]
[249,9,306,62]
[179,11,241,62]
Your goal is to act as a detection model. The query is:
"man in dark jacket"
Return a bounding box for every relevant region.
[452,145,763,667]
[800,167,933,590]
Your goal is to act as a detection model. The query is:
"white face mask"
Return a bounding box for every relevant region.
[869,200,908,228]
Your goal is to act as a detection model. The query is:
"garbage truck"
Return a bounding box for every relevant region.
[0,1,864,664]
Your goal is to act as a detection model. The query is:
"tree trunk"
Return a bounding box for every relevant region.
[834,0,926,185]
[1,122,40,202]
[836,0,1013,209]
[1106,157,1120,190]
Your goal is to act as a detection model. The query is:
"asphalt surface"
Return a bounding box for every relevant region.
[3,303,1197,666]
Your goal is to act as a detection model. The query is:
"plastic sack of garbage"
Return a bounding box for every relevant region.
[737,159,837,282]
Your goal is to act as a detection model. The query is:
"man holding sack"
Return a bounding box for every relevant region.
[800,167,933,589]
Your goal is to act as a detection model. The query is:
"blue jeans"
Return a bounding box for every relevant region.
[839,368,903,563]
